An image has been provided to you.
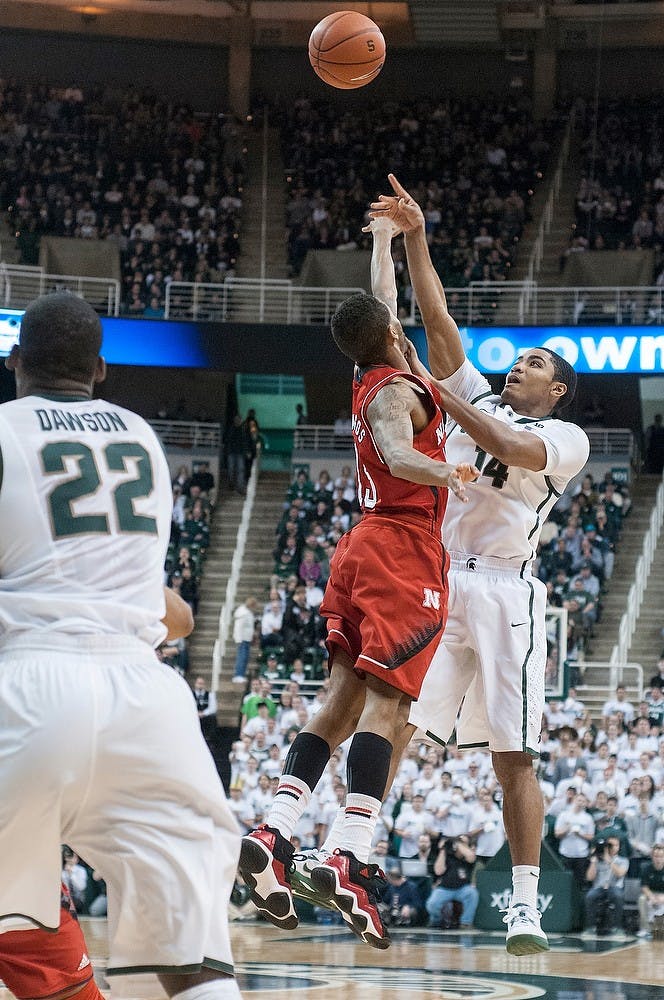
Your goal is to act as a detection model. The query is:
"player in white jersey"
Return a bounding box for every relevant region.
[0,293,242,1000]
[369,177,589,956]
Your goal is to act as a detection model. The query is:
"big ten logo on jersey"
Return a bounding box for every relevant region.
[435,418,444,447]
[422,588,441,610]
[351,413,365,443]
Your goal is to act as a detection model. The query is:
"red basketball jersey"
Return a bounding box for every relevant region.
[352,365,447,534]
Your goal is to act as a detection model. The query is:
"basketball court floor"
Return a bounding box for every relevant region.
[2,918,658,1000]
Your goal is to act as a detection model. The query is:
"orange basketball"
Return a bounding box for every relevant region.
[308,11,386,90]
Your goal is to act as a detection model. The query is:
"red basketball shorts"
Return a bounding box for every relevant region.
[320,515,448,699]
[0,884,94,1000]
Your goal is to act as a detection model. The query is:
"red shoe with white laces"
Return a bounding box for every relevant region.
[238,824,298,929]
[310,849,391,949]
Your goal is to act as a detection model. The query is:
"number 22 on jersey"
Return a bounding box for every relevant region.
[41,440,157,538]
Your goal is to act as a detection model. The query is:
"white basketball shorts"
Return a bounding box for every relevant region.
[0,633,240,978]
[410,555,547,755]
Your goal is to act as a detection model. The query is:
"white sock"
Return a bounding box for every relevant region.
[511,864,540,910]
[171,976,242,1000]
[322,805,345,853]
[266,774,312,841]
[342,793,380,863]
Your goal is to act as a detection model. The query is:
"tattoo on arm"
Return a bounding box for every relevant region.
[368,382,416,458]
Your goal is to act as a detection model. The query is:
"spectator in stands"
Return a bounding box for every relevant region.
[603,686,636,728]
[190,460,215,496]
[192,674,217,740]
[468,788,505,865]
[245,419,264,478]
[394,794,436,859]
[61,848,88,913]
[304,577,325,610]
[645,414,664,475]
[332,410,352,441]
[555,792,595,885]
[287,470,315,509]
[295,403,308,426]
[242,701,272,740]
[638,843,664,938]
[627,793,660,868]
[226,414,249,496]
[241,678,277,729]
[282,585,323,663]
[646,685,664,727]
[570,562,601,601]
[298,547,322,587]
[649,657,664,691]
[179,565,199,614]
[261,652,280,682]
[232,595,257,684]
[584,836,628,933]
[594,795,630,855]
[381,858,427,927]
[426,835,478,929]
[260,598,284,650]
[228,783,255,836]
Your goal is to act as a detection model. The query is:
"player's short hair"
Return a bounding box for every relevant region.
[19,292,102,382]
[331,292,391,367]
[540,348,577,411]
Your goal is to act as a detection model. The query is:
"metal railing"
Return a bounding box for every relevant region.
[165,277,365,324]
[410,283,664,328]
[579,662,644,706]
[583,428,636,459]
[293,425,354,452]
[610,472,664,667]
[0,263,119,316]
[2,256,663,329]
[212,453,261,690]
[294,423,632,462]
[149,420,221,450]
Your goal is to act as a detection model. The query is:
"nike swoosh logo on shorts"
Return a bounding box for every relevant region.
[510,622,528,627]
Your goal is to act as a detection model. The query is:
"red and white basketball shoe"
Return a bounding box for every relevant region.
[310,849,391,949]
[238,824,298,930]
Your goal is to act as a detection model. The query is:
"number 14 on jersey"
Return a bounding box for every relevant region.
[474,447,509,490]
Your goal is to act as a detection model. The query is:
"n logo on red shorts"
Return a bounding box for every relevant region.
[422,588,441,610]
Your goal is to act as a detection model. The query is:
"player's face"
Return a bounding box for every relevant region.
[501,349,563,415]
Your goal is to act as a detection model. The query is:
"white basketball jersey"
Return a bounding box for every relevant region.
[442,360,590,569]
[0,394,172,646]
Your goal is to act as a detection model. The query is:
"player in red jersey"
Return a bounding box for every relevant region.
[0,883,103,1000]
[239,272,478,949]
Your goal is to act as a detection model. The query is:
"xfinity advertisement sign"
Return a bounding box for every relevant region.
[457,325,664,374]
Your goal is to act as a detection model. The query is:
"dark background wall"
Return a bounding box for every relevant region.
[0,30,230,107]
[252,47,529,105]
[0,30,527,105]
[0,29,660,106]
[557,47,664,100]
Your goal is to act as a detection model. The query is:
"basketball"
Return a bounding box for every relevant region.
[308,11,386,90]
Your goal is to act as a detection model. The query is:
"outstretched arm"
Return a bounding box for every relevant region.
[364,215,400,320]
[370,174,466,380]
[434,383,547,473]
[367,380,478,499]
[403,338,547,472]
